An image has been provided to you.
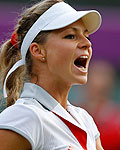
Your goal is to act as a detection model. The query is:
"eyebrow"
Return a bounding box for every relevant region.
[69,27,89,33]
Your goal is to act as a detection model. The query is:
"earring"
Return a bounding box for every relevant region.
[42,57,45,60]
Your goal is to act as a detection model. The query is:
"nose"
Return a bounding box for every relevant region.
[77,36,92,50]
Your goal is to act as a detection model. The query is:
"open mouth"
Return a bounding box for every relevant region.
[74,56,88,69]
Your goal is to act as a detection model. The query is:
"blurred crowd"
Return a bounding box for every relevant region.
[76,60,120,149]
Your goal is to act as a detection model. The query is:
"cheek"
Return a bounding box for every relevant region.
[47,42,74,69]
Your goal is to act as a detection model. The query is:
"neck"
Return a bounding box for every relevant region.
[31,74,71,109]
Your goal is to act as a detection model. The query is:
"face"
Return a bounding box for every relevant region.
[43,19,92,86]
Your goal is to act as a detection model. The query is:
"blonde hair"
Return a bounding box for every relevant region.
[0,0,64,107]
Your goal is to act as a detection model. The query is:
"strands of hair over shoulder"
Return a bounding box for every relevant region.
[0,0,64,107]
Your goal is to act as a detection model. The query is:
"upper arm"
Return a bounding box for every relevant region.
[96,137,104,150]
[0,129,31,150]
[0,104,43,150]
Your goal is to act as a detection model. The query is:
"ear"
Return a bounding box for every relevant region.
[29,42,46,62]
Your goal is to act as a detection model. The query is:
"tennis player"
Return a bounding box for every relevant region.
[0,0,103,149]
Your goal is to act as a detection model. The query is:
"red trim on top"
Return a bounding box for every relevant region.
[53,112,87,150]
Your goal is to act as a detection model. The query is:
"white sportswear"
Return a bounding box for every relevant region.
[0,83,100,150]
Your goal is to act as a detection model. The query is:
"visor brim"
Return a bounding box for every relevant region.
[42,10,102,34]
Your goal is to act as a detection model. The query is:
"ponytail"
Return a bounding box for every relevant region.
[0,40,25,106]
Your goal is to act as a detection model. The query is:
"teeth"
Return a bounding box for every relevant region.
[80,56,88,59]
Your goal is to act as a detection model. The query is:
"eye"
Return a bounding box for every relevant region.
[86,36,90,41]
[64,34,75,39]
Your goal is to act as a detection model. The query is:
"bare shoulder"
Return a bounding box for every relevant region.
[96,137,104,150]
[0,129,31,150]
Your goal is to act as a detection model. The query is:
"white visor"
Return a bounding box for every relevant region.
[3,2,102,98]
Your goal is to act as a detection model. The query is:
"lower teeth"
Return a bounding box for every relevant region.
[75,65,86,70]
[79,66,85,69]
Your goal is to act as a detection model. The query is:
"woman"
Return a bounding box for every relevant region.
[0,0,103,149]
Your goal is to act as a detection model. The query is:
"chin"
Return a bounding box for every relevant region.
[80,79,87,85]
[74,76,88,85]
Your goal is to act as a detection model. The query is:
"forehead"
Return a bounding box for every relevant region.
[52,19,88,34]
